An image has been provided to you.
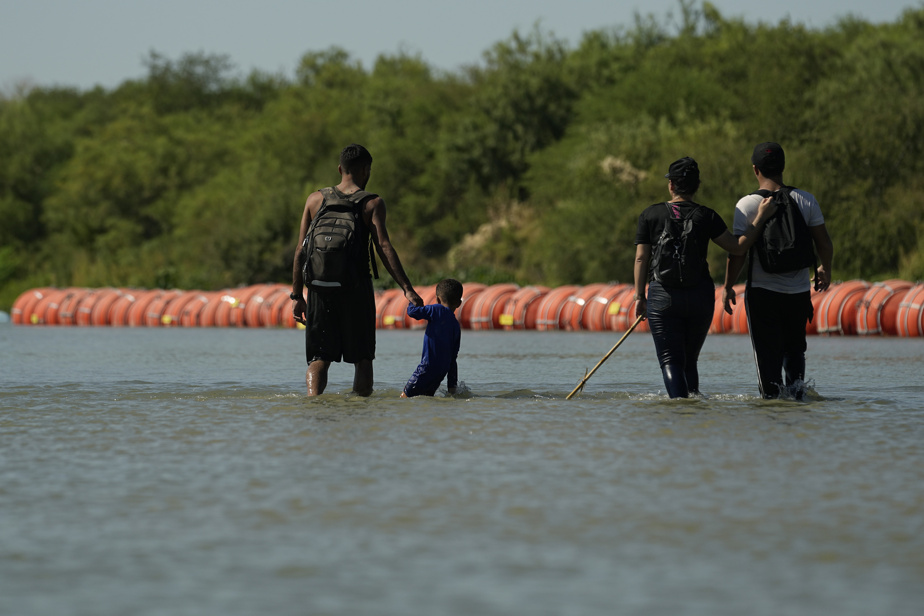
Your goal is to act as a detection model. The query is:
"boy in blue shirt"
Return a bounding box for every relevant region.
[401,279,463,397]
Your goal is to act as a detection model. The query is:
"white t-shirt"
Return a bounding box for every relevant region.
[733,188,825,294]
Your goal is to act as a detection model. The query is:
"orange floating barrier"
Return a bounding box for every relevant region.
[534,285,580,331]
[500,285,550,330]
[157,291,199,327]
[29,289,70,325]
[895,283,924,337]
[57,289,94,326]
[176,292,214,327]
[276,291,298,329]
[256,286,290,327]
[380,288,414,329]
[375,288,403,329]
[856,279,913,336]
[141,290,182,327]
[456,283,487,329]
[12,287,55,325]
[709,286,726,334]
[606,286,637,332]
[240,284,282,327]
[558,283,609,331]
[123,290,162,326]
[580,284,630,332]
[229,286,264,327]
[469,283,519,330]
[88,288,125,326]
[816,280,870,335]
[76,288,121,326]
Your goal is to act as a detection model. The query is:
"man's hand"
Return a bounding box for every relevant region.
[406,289,423,307]
[813,266,831,292]
[292,296,307,324]
[722,286,736,315]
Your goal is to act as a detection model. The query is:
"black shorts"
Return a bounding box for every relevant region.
[304,278,376,364]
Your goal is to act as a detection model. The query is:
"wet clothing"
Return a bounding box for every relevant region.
[646,278,715,398]
[636,201,728,398]
[304,277,376,364]
[733,188,824,399]
[744,287,814,399]
[403,303,461,397]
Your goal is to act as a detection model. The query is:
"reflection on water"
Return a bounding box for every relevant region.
[1,325,923,616]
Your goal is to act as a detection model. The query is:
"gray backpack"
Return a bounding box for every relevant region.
[300,188,378,289]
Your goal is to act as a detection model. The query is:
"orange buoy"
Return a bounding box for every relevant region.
[78,288,123,326]
[856,279,913,336]
[500,285,550,330]
[256,286,290,327]
[895,283,924,337]
[88,288,125,326]
[579,284,629,332]
[176,292,214,327]
[57,289,94,326]
[456,283,487,329]
[228,286,263,327]
[211,292,241,328]
[12,287,54,325]
[141,290,182,327]
[605,286,637,332]
[469,283,520,330]
[374,288,403,329]
[240,284,282,327]
[534,285,580,331]
[709,286,726,334]
[816,280,870,335]
[558,283,609,331]
[123,290,162,326]
[29,289,70,325]
[109,291,138,326]
[381,288,414,329]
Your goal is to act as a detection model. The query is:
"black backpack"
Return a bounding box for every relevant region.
[650,203,703,288]
[751,186,816,274]
[300,187,378,289]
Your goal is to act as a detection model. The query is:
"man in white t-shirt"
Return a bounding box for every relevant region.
[722,142,834,399]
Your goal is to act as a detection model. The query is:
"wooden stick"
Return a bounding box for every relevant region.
[566,314,645,400]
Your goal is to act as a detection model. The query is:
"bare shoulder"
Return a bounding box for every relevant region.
[304,190,324,216]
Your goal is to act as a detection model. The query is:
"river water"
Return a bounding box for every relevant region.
[1,324,922,616]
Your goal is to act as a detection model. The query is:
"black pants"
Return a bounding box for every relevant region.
[744,287,814,399]
[647,278,715,398]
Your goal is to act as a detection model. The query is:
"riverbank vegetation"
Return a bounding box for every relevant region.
[2,1,923,310]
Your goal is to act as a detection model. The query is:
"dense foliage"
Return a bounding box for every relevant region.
[3,2,924,310]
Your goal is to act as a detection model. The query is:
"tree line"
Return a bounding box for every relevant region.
[2,1,924,311]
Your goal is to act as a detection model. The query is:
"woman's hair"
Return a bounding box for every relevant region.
[665,156,701,196]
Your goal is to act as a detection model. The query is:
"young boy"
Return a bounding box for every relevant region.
[401,279,463,398]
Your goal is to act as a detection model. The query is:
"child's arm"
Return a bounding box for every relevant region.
[447,328,460,394]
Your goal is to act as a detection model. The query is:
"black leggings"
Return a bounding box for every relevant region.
[646,279,715,398]
[744,287,813,398]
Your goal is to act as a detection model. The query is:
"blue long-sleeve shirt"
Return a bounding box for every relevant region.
[403,303,461,395]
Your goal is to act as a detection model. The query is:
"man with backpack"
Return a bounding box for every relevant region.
[291,144,422,396]
[722,142,834,399]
